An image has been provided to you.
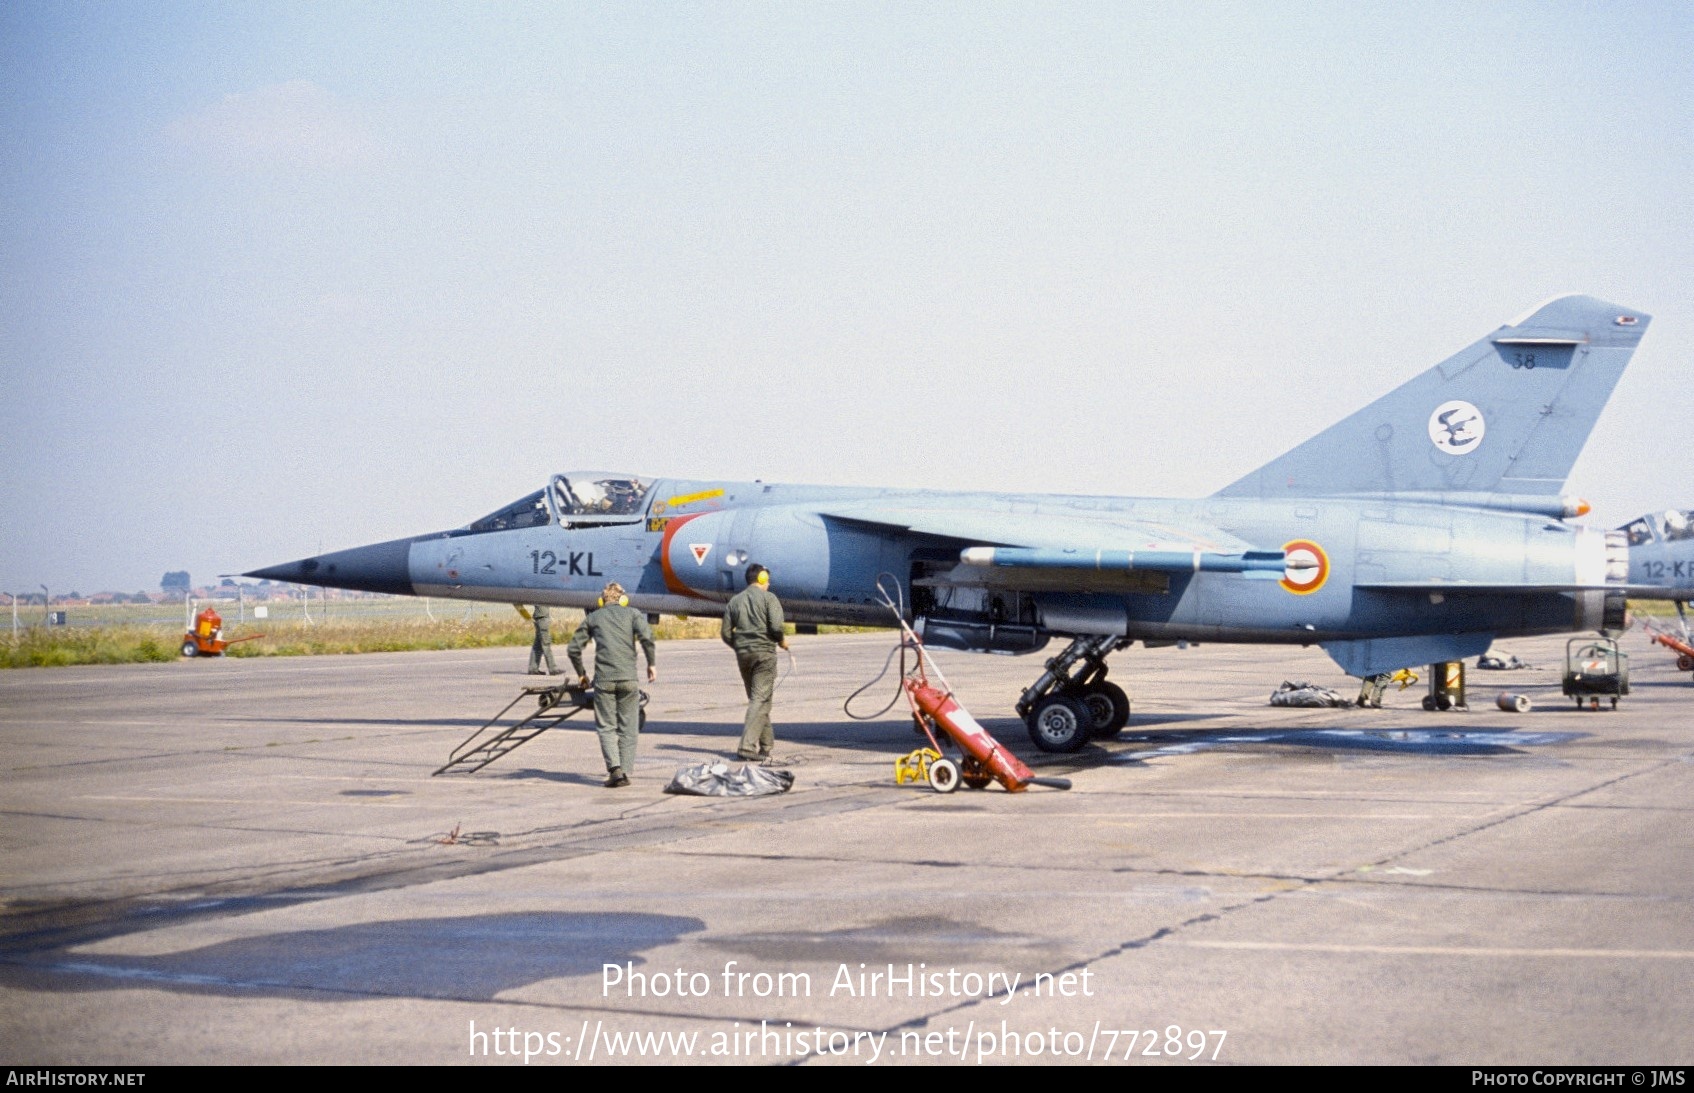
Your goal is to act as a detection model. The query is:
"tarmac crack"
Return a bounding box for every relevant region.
[1350,753,1690,874]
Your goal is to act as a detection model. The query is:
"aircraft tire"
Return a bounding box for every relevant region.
[927,757,960,794]
[1078,681,1131,738]
[1026,694,1092,754]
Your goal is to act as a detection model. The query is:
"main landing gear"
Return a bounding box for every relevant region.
[1016,635,1133,753]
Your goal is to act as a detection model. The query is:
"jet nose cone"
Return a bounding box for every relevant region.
[245,536,420,596]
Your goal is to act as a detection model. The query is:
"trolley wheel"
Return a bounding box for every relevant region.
[927,757,960,794]
[181,641,198,658]
[1421,695,1436,711]
[1078,681,1131,738]
[1026,694,1093,753]
[639,709,647,730]
[960,757,992,790]
[537,691,559,711]
[1676,654,1693,672]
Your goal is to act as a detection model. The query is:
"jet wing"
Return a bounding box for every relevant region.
[818,502,1252,553]
[819,502,1288,594]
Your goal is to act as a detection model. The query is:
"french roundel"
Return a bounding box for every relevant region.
[1279,539,1329,595]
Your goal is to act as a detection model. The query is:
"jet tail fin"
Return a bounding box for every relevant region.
[1214,295,1650,501]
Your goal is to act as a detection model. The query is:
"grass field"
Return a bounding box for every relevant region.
[1,598,730,669]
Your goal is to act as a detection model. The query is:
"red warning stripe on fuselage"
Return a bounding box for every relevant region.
[659,513,709,598]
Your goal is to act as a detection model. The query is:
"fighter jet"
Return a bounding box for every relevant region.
[1618,508,1694,635]
[249,294,1655,752]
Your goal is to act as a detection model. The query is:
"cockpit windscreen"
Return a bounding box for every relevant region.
[467,489,552,533]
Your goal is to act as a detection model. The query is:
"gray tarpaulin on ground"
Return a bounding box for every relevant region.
[1269,680,1351,708]
[665,762,794,796]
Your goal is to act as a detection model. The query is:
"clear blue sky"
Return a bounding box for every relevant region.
[3,2,1689,594]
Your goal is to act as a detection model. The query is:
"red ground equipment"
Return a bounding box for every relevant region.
[180,607,263,657]
[885,602,1070,794]
[1643,619,1694,678]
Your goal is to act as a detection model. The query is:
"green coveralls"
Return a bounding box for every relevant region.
[528,604,558,674]
[567,604,656,774]
[720,585,785,759]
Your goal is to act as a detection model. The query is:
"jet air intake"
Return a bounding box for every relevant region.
[662,507,831,598]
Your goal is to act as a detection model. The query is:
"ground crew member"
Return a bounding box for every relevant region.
[721,563,787,762]
[525,603,559,675]
[567,582,657,788]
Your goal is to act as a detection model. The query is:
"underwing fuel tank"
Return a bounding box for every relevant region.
[662,507,831,599]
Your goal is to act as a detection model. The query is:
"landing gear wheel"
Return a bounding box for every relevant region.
[1026,694,1093,753]
[181,641,198,657]
[1078,681,1131,738]
[960,756,992,790]
[927,757,960,794]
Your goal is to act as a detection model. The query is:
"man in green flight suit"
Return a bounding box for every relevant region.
[721,563,788,762]
[526,603,558,675]
[567,582,657,788]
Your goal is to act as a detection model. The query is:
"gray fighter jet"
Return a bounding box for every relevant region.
[1619,507,1694,635]
[249,295,1657,751]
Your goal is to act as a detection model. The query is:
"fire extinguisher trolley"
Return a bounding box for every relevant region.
[880,590,1071,795]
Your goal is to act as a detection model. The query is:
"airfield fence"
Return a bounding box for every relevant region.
[39,595,527,630]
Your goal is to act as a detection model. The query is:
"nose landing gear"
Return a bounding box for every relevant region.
[1016,634,1133,752]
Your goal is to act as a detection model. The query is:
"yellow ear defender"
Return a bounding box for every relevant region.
[597,595,631,607]
[756,571,770,586]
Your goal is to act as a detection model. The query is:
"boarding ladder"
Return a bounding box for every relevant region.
[432,683,647,776]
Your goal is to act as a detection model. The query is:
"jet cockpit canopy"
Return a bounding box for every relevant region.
[550,472,651,525]
[1622,510,1694,546]
[464,473,652,535]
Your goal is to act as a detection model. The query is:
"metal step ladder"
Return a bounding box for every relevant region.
[433,683,647,776]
